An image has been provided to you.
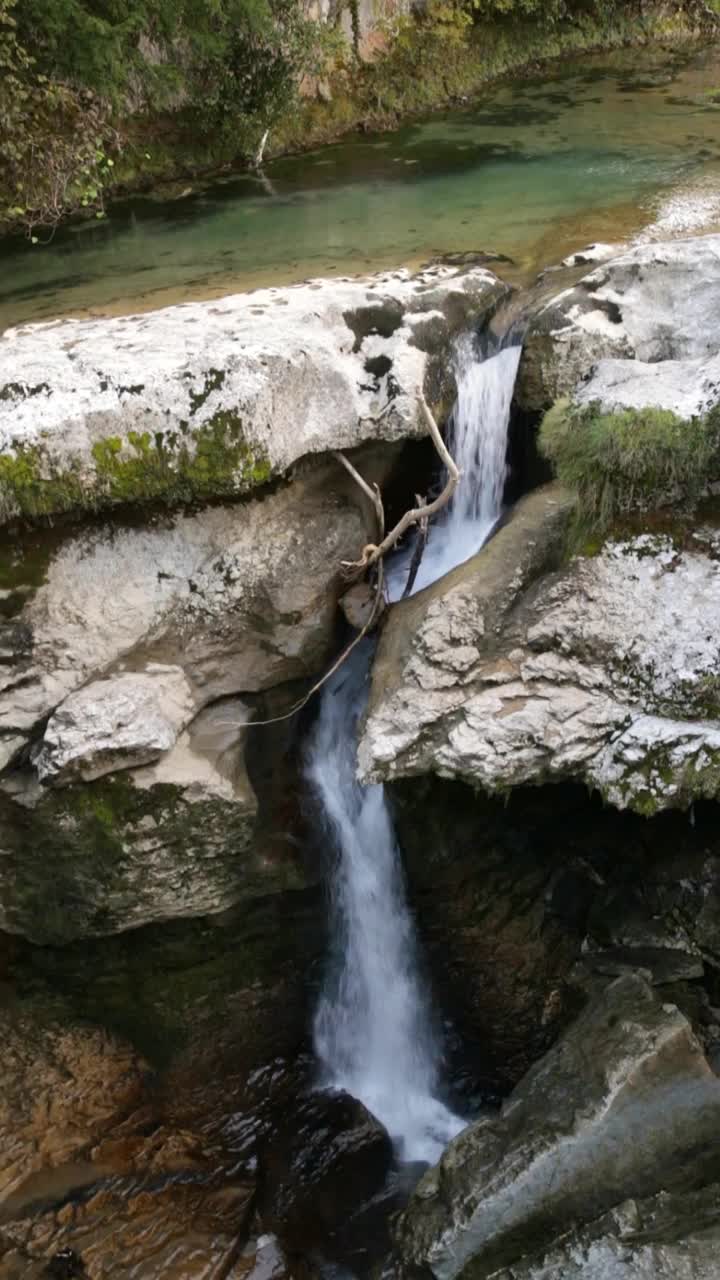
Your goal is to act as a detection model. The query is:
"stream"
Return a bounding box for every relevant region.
[4,35,720,1280]
[305,335,521,1168]
[4,46,720,328]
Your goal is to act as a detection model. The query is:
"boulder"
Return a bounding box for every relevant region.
[573,350,720,420]
[258,1090,393,1252]
[395,974,720,1279]
[517,235,720,412]
[0,265,507,524]
[491,1184,720,1279]
[360,494,720,814]
[35,666,197,784]
[0,697,265,942]
[0,463,367,769]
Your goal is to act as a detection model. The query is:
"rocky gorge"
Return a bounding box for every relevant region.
[3,232,720,1279]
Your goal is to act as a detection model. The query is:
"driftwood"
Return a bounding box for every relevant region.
[401,494,429,599]
[249,394,456,728]
[339,393,460,580]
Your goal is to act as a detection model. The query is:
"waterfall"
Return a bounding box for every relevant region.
[305,334,522,1164]
[405,335,522,594]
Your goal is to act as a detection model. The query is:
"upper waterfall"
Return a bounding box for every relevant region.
[398,336,523,597]
[305,332,523,1164]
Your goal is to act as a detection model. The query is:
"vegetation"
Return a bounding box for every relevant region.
[0,0,713,238]
[539,399,720,539]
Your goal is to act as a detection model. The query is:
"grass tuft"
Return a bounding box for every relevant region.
[538,399,720,543]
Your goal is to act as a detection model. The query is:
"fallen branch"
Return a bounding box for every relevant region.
[340,393,460,579]
[248,395,457,728]
[333,450,385,543]
[401,494,429,599]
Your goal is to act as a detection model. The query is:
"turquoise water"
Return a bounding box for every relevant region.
[3,46,720,327]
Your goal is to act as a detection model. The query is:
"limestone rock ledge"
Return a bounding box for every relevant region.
[517,234,720,415]
[0,264,506,523]
[359,487,720,814]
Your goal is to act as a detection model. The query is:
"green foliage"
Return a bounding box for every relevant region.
[15,0,324,137]
[0,0,116,237]
[539,399,720,537]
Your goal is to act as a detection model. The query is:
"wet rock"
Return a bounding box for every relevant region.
[0,1000,148,1204]
[392,778,586,1092]
[517,234,720,411]
[396,974,720,1279]
[258,1091,393,1251]
[361,505,720,814]
[0,266,507,524]
[36,666,197,785]
[2,1177,256,1280]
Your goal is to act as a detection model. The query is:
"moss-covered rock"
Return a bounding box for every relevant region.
[0,266,507,525]
[0,753,265,944]
[538,399,720,541]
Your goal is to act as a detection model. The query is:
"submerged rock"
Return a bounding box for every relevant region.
[396,973,720,1279]
[361,492,720,814]
[258,1090,393,1252]
[517,234,720,412]
[0,265,506,523]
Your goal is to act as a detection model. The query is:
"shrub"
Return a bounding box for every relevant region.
[0,0,117,238]
[538,399,720,534]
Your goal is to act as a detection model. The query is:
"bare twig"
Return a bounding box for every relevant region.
[341,393,460,578]
[333,450,385,540]
[248,396,458,730]
[401,494,429,599]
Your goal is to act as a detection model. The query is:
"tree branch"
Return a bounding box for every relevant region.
[340,393,460,578]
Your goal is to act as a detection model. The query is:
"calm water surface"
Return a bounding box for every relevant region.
[3,46,720,327]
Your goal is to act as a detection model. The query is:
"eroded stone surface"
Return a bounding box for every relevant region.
[491,1184,720,1280]
[0,1002,148,1205]
[0,266,506,522]
[361,497,720,813]
[0,695,263,941]
[517,235,720,411]
[0,467,366,768]
[36,666,197,784]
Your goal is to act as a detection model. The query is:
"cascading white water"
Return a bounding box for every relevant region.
[305,334,522,1164]
[405,335,523,594]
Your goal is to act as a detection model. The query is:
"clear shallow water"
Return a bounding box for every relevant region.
[4,47,720,328]
[305,336,520,1164]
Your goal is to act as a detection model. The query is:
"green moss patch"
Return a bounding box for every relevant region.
[0,415,273,524]
[539,399,720,545]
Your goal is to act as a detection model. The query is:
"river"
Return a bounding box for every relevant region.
[3,46,720,329]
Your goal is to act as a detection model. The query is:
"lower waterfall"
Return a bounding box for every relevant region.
[305,335,522,1164]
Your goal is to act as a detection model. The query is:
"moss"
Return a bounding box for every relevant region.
[0,415,273,524]
[0,770,284,948]
[540,399,720,548]
[91,413,272,504]
[601,739,720,817]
